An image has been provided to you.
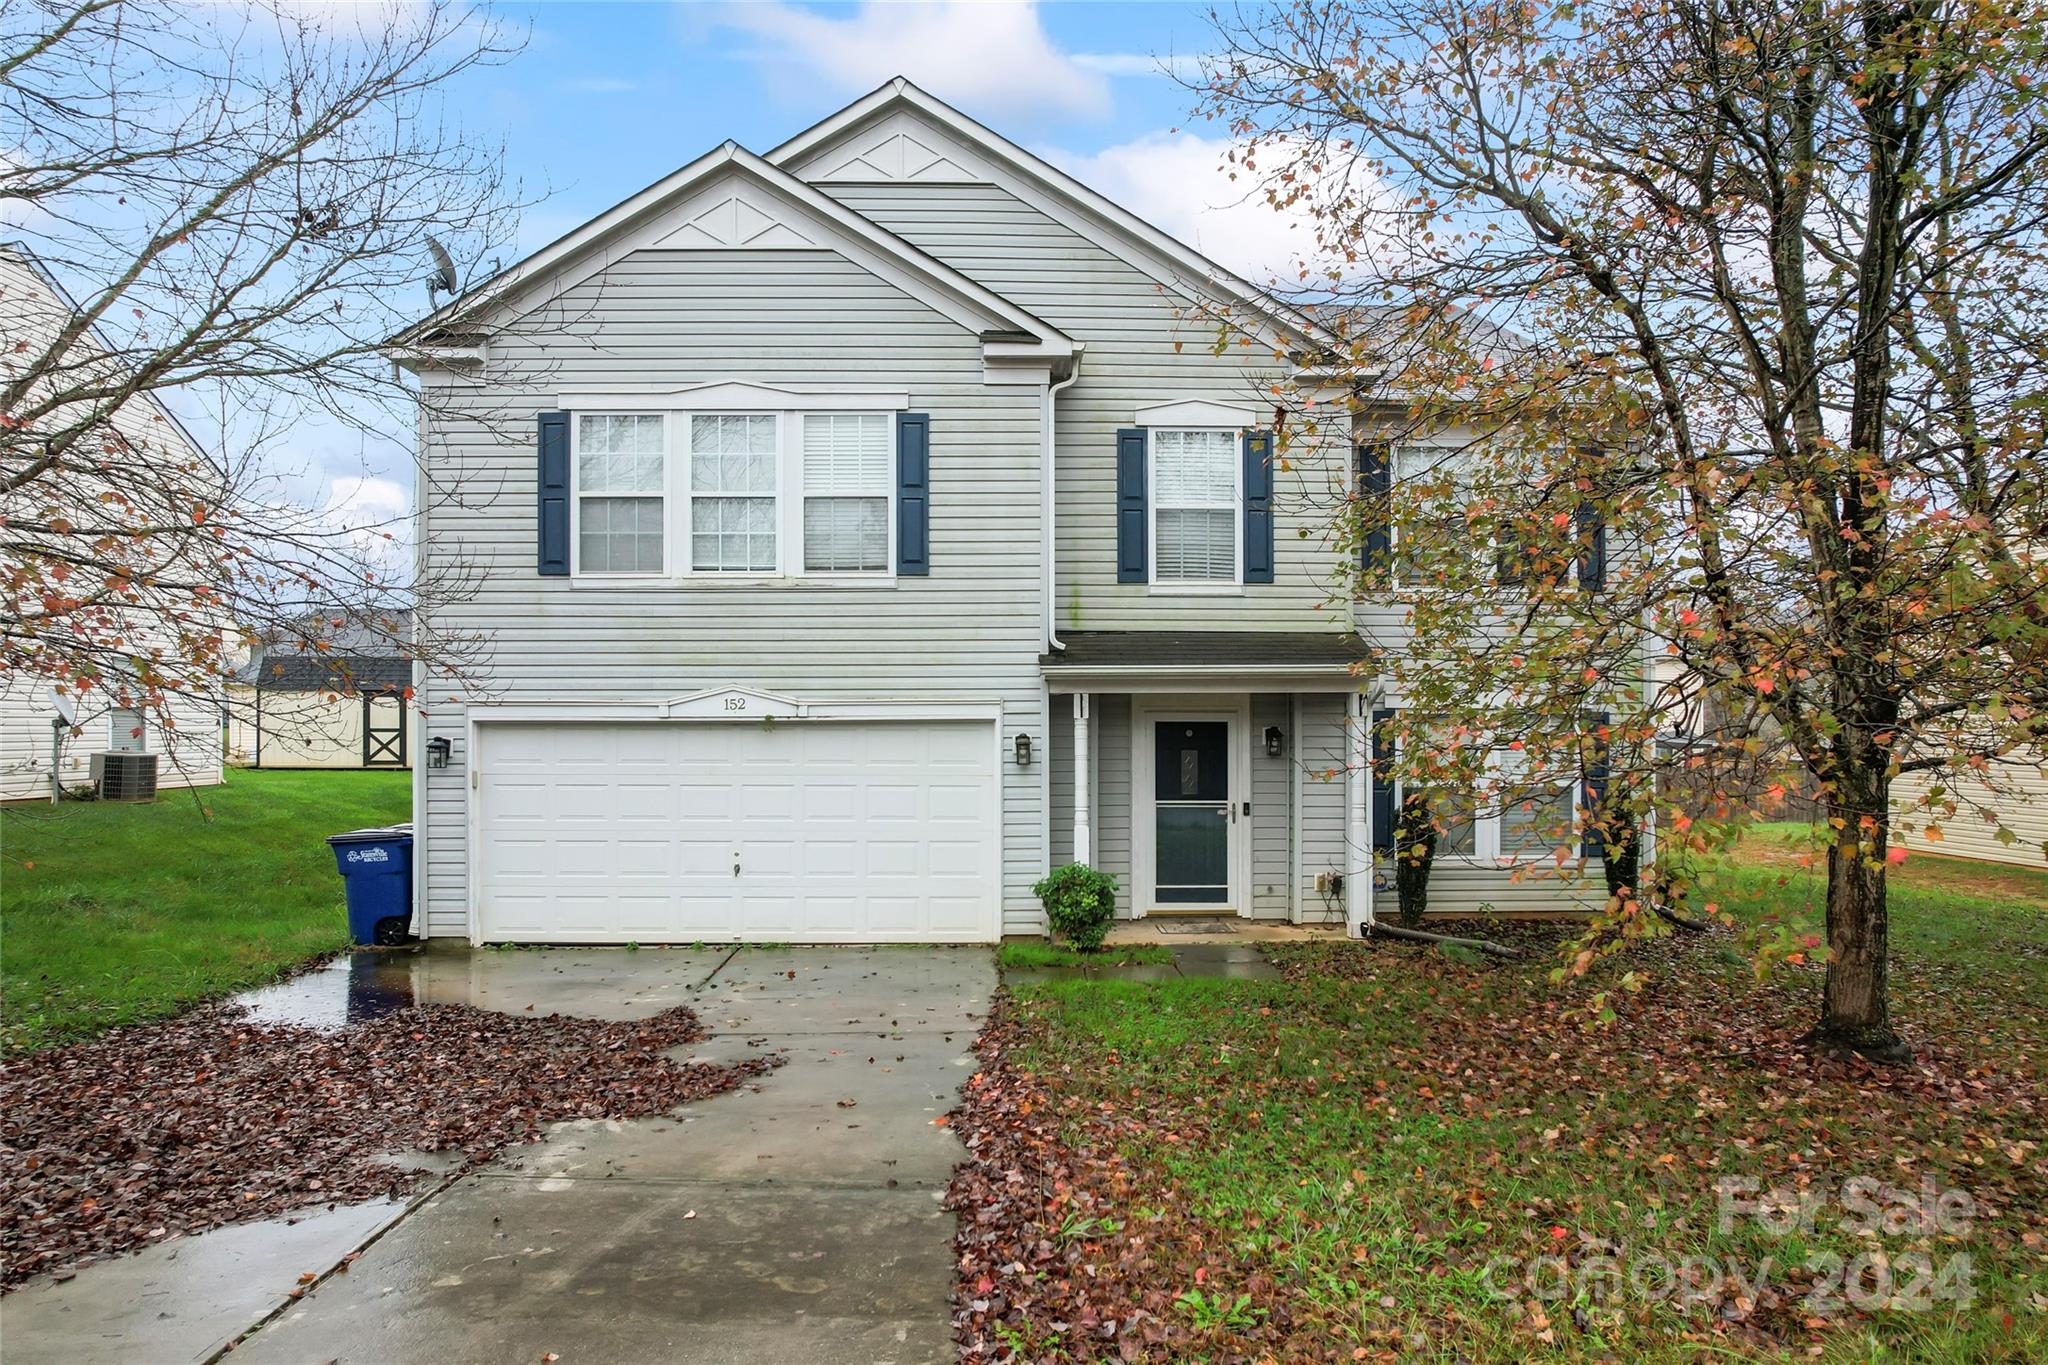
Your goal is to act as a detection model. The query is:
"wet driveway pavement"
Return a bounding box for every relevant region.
[2,945,993,1365]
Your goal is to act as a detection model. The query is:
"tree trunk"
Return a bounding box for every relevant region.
[1813,768,1908,1061]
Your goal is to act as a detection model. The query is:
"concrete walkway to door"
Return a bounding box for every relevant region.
[230,946,992,1365]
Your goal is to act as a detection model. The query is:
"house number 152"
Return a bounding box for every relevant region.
[723,695,747,711]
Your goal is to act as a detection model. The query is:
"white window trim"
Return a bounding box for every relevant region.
[1148,426,1242,591]
[797,412,897,577]
[1386,728,1584,866]
[568,407,901,584]
[108,706,148,753]
[569,412,670,579]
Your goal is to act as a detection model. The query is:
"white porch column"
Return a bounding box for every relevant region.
[1345,692,1374,935]
[1071,692,1092,865]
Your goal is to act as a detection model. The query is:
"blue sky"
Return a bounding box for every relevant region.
[307,1,1319,540]
[480,2,1231,258]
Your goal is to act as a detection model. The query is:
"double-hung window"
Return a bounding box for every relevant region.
[1152,428,1238,583]
[802,413,891,572]
[1499,756,1579,858]
[689,414,779,573]
[576,414,666,574]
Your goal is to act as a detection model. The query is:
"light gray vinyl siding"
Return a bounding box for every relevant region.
[1296,692,1351,923]
[1049,699,1073,867]
[1095,693,1134,915]
[1250,693,1291,918]
[416,249,1047,938]
[820,183,1356,634]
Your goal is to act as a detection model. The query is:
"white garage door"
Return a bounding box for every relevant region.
[474,719,997,943]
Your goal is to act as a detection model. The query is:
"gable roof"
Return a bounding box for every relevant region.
[0,241,214,462]
[765,78,1338,354]
[395,142,1071,366]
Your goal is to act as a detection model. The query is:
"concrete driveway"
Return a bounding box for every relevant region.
[5,946,992,1365]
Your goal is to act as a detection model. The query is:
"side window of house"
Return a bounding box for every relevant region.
[576,414,666,574]
[802,413,890,572]
[1152,428,1238,583]
[108,707,146,752]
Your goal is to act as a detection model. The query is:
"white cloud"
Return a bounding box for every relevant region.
[710,1,1110,120]
[321,474,410,567]
[1047,132,1340,283]
[1071,51,1205,79]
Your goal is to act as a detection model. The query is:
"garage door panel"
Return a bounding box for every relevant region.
[476,719,996,943]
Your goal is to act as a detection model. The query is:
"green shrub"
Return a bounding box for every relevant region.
[1032,862,1118,951]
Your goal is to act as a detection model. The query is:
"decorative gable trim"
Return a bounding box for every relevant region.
[1133,398,1259,429]
[652,185,818,249]
[809,111,978,183]
[391,142,1072,373]
[768,79,1336,354]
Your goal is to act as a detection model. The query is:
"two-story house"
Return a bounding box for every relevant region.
[398,79,1601,945]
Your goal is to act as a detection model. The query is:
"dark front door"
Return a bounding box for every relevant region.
[1153,719,1230,905]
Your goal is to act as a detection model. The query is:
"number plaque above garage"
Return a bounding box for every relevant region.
[661,685,804,720]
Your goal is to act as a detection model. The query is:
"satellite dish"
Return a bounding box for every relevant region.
[45,688,76,726]
[424,237,459,299]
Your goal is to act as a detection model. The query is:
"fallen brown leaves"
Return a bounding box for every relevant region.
[0,1002,776,1287]
[948,1002,1302,1362]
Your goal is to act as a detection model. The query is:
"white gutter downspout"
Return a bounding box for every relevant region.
[1044,359,1082,653]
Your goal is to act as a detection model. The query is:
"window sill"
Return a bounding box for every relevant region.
[568,574,899,590]
[1145,583,1244,596]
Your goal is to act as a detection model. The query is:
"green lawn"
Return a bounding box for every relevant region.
[984,834,2047,1361]
[2,769,411,1051]
[998,940,1174,970]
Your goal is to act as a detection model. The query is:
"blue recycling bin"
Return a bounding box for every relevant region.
[326,824,414,946]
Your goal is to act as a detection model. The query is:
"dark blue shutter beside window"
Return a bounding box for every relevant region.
[1577,501,1607,592]
[1371,707,1397,855]
[896,412,930,576]
[1116,427,1148,583]
[1242,430,1274,584]
[537,410,570,576]
[1583,711,1611,858]
[1357,443,1391,577]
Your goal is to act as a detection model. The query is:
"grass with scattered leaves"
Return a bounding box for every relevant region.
[958,840,2046,1361]
[2,769,410,1051]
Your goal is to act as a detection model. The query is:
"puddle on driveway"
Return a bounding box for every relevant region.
[230,946,734,1030]
[234,952,419,1030]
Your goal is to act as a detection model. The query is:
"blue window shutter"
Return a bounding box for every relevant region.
[1371,707,1396,855]
[1577,501,1607,592]
[537,410,569,576]
[1116,427,1147,583]
[1242,430,1274,584]
[1582,711,1611,857]
[1357,443,1391,577]
[896,412,930,576]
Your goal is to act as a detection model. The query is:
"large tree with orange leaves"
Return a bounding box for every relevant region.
[1198,0,2048,1057]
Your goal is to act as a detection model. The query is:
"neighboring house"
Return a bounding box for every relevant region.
[394,79,1605,944]
[1893,752,2048,868]
[0,243,224,801]
[226,614,413,770]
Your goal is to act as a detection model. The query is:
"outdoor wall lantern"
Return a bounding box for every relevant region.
[1014,732,1033,767]
[425,735,453,769]
[1264,725,1286,759]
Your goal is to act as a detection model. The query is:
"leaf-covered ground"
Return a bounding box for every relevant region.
[951,861,2046,1361]
[0,1001,777,1288]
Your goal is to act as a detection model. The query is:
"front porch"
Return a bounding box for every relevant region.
[1043,630,1377,933]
